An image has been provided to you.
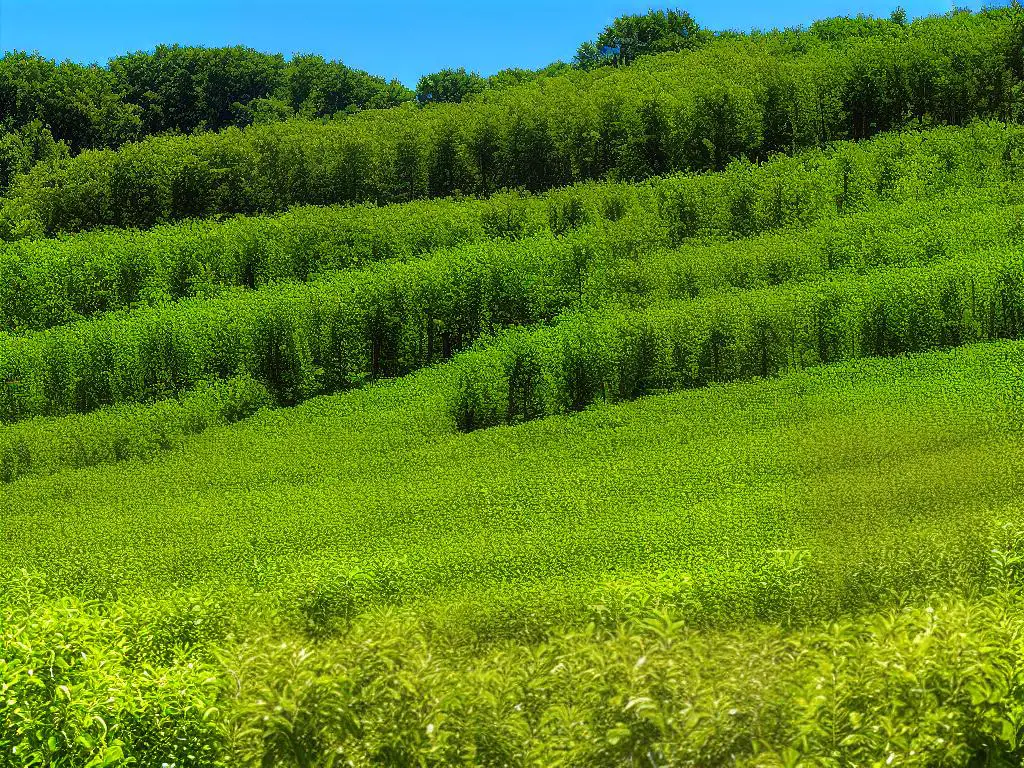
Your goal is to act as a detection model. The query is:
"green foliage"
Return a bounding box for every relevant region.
[5,339,1024,763]
[451,242,1024,429]
[415,67,487,105]
[0,121,1017,438]
[6,9,1023,235]
[0,120,68,195]
[0,376,272,484]
[0,161,1015,427]
[575,8,708,69]
[0,122,1016,334]
[0,595,226,768]
[0,46,413,166]
[4,10,1024,758]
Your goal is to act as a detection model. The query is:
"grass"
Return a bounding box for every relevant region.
[3,339,1022,610]
[3,340,1024,765]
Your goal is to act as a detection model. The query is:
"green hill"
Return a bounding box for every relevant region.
[4,6,1024,767]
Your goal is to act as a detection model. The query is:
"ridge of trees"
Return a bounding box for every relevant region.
[0,47,413,167]
[3,6,1015,176]
[3,7,1021,238]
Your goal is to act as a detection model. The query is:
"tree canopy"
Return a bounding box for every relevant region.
[575,9,709,69]
[0,46,414,163]
[415,67,487,105]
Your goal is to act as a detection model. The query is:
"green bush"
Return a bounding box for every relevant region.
[452,247,1024,430]
[0,376,271,483]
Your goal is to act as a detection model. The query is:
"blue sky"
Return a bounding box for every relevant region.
[0,0,998,87]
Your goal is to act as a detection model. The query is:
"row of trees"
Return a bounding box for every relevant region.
[452,249,1024,430]
[0,161,1017,425]
[4,7,1020,237]
[0,123,1016,332]
[573,6,951,71]
[0,7,1018,195]
[0,9,700,173]
[1,9,708,158]
[0,227,603,422]
[0,47,414,156]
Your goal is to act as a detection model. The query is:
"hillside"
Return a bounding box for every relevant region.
[3,5,1024,767]
[2,7,1021,237]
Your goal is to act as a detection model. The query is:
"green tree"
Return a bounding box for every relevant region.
[575,8,707,69]
[285,54,411,117]
[415,68,486,105]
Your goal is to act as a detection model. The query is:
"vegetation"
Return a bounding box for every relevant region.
[450,245,1024,427]
[0,375,272,483]
[415,67,488,105]
[4,338,1024,765]
[0,121,1017,334]
[5,5,1024,766]
[0,46,412,153]
[3,7,1021,236]
[0,141,1016,423]
[574,8,709,69]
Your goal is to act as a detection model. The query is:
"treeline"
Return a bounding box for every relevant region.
[0,123,1017,332]
[0,149,1017,425]
[0,7,712,185]
[450,249,1024,430]
[0,47,412,151]
[4,7,1021,237]
[0,3,943,168]
[573,6,927,71]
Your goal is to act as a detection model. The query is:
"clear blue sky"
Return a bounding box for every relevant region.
[0,0,997,87]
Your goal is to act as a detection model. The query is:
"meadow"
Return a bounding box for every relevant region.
[3,6,1024,767]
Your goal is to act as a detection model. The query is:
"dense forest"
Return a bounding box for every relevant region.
[0,8,715,156]
[1,7,1020,238]
[0,47,411,185]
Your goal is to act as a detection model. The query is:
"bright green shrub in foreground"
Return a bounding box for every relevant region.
[0,593,226,768]
[7,571,1024,766]
[221,589,1024,767]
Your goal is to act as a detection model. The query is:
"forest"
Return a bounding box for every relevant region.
[3,5,1024,767]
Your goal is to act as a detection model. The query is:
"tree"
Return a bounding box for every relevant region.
[109,45,286,134]
[415,68,486,105]
[284,54,412,117]
[575,9,708,69]
[0,120,67,193]
[0,52,141,151]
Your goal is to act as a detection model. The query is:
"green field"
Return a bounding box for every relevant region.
[4,5,1024,767]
